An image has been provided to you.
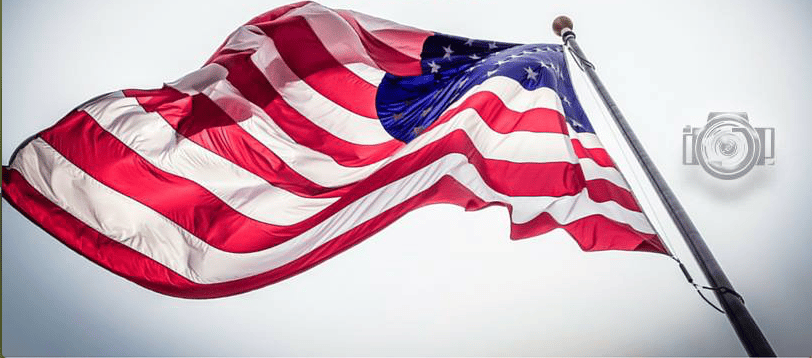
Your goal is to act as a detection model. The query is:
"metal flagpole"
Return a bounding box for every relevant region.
[551,16,775,357]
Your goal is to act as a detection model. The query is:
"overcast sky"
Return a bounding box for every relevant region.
[3,0,811,356]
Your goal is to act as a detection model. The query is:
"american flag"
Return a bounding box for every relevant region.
[1,1,666,298]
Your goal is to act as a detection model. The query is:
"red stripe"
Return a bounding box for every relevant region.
[571,139,614,168]
[430,91,618,173]
[3,167,663,299]
[335,10,428,76]
[37,110,292,254]
[512,211,665,253]
[2,167,201,297]
[426,92,617,170]
[336,8,431,68]
[204,1,312,65]
[585,179,641,212]
[254,16,379,119]
[211,51,405,166]
[123,87,342,198]
[35,108,643,254]
[434,91,569,134]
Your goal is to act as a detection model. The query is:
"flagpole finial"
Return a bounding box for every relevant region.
[552,16,573,37]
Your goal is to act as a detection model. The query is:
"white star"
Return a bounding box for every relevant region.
[464,38,474,46]
[533,47,544,53]
[571,120,583,128]
[488,42,498,50]
[538,60,550,68]
[469,54,481,60]
[486,69,497,77]
[428,61,440,73]
[561,95,571,106]
[392,112,404,120]
[495,59,508,66]
[421,107,432,117]
[442,45,454,60]
[550,64,564,80]
[524,67,538,81]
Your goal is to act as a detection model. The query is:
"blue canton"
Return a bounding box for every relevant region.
[376,33,593,143]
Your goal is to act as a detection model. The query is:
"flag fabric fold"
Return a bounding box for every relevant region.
[1,1,666,298]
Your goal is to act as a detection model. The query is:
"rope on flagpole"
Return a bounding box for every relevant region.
[672,255,747,314]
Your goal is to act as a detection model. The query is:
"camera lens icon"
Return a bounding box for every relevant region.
[683,112,775,180]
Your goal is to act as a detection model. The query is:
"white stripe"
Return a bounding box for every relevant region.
[454,76,566,116]
[448,77,616,150]
[220,8,387,88]
[285,4,388,85]
[174,68,627,195]
[78,92,337,226]
[572,132,604,149]
[579,159,627,190]
[337,8,428,33]
[192,22,392,145]
[13,139,653,285]
[220,25,267,53]
[449,77,608,150]
[566,121,604,149]
[168,63,229,96]
[285,3,379,69]
[190,75,583,186]
[409,107,578,165]
[249,38,392,144]
[444,76,606,150]
[11,139,210,283]
[344,63,386,87]
[334,8,428,60]
[192,76,354,176]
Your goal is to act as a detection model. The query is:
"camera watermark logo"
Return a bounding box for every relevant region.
[683,112,774,180]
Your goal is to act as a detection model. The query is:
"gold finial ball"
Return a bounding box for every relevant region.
[552,15,573,37]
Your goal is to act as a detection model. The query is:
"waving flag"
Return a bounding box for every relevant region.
[1,1,666,298]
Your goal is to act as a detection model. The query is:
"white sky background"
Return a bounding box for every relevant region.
[2,0,811,356]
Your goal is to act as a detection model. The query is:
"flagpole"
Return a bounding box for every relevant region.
[551,16,775,357]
